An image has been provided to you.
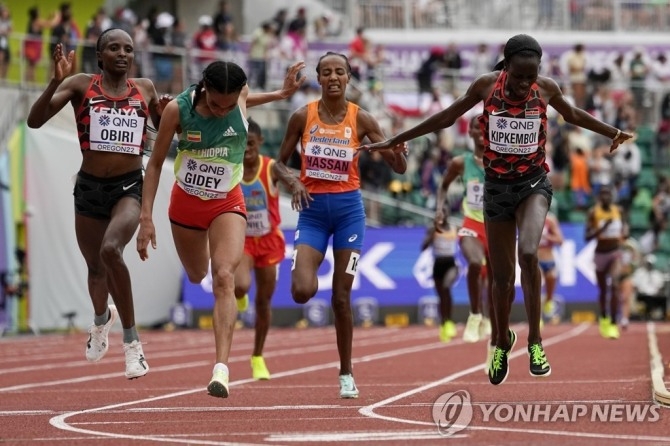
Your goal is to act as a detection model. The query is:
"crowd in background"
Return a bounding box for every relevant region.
[0,1,668,307]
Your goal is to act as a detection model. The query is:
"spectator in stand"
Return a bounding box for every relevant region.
[611,132,641,214]
[570,146,591,210]
[147,11,174,94]
[24,7,49,83]
[213,0,233,49]
[607,53,629,100]
[443,43,462,95]
[82,10,108,74]
[564,43,588,108]
[416,47,445,111]
[169,18,187,94]
[279,21,307,75]
[0,4,11,80]
[348,27,368,82]
[629,47,649,112]
[247,21,276,91]
[359,151,393,225]
[192,15,218,78]
[589,144,614,197]
[50,3,81,73]
[270,8,288,38]
[288,7,307,35]
[470,43,492,79]
[650,177,670,251]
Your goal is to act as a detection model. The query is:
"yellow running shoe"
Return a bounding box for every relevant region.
[445,320,457,338]
[599,316,612,338]
[251,355,270,380]
[439,321,453,343]
[606,323,620,340]
[236,294,249,312]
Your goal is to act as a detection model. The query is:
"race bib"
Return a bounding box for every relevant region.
[246,209,271,237]
[176,154,233,199]
[89,109,144,155]
[304,142,353,182]
[488,115,540,155]
[465,180,484,211]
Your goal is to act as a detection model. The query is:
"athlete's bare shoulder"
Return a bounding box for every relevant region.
[535,75,562,101]
[468,71,500,99]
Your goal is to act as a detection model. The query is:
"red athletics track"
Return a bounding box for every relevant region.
[1,321,669,445]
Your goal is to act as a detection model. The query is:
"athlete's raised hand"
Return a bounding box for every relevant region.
[52,43,76,82]
[609,129,635,153]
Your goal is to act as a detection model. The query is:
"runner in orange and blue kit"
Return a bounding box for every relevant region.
[235,118,286,381]
[273,52,407,398]
[359,34,634,385]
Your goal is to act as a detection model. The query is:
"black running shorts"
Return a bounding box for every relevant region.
[483,171,552,222]
[73,169,143,219]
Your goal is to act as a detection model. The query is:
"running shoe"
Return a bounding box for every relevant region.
[528,342,551,377]
[598,316,612,338]
[439,320,457,343]
[237,294,249,312]
[251,355,271,380]
[339,374,359,399]
[606,323,621,339]
[543,300,556,319]
[480,317,492,338]
[484,343,496,375]
[85,304,118,362]
[488,329,517,385]
[123,340,149,379]
[445,320,457,338]
[207,369,230,398]
[462,313,482,343]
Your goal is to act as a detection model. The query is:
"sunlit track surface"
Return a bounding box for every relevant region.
[0,322,668,445]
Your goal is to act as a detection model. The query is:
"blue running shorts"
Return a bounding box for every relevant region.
[295,190,365,253]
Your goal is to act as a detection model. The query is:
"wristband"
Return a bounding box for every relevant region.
[613,129,621,140]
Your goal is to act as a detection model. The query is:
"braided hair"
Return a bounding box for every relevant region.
[192,61,248,111]
[494,34,543,71]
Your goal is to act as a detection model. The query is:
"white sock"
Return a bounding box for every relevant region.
[213,363,229,374]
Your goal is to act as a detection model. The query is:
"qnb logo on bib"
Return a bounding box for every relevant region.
[489,116,540,155]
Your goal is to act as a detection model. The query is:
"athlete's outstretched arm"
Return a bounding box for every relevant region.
[246,61,306,108]
[356,108,407,173]
[137,99,180,261]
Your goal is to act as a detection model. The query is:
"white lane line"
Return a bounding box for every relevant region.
[0,326,435,374]
[266,430,467,442]
[47,334,468,445]
[357,323,670,443]
[647,321,670,407]
[358,323,588,423]
[0,328,440,390]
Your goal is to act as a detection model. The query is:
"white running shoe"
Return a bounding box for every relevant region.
[463,313,482,343]
[207,368,230,398]
[339,374,359,399]
[123,340,149,379]
[85,305,118,362]
[480,317,492,337]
